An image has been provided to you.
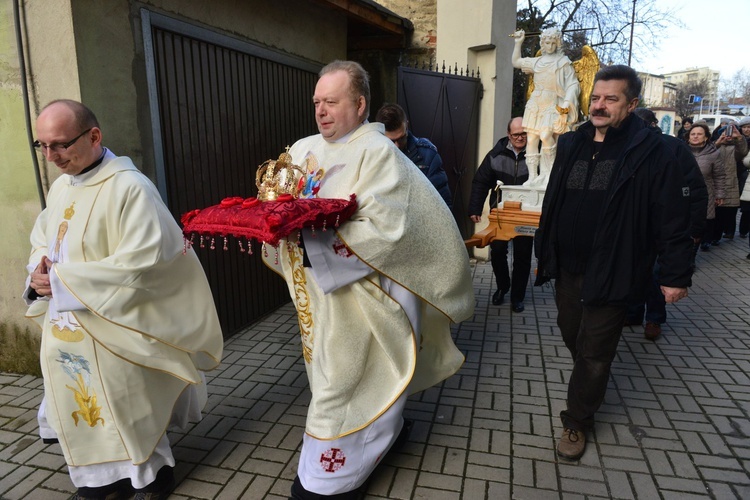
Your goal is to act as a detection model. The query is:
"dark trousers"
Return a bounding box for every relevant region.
[555,269,627,431]
[702,218,715,245]
[625,263,666,325]
[714,206,739,239]
[490,236,533,303]
[740,202,750,236]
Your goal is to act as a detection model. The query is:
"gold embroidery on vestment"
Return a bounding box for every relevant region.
[289,243,314,362]
[63,202,76,220]
[67,373,104,427]
[51,324,85,342]
[56,351,105,427]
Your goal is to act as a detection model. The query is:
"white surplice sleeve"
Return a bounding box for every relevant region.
[302,228,373,294]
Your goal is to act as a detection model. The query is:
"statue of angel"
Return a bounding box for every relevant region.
[512,28,599,188]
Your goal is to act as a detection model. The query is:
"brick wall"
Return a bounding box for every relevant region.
[375,0,437,67]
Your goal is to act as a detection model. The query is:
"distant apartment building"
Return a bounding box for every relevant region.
[639,72,677,107]
[663,67,721,109]
[635,72,679,136]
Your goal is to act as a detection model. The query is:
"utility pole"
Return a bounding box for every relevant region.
[627,0,636,66]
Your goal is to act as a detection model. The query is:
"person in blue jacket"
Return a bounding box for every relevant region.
[375,103,452,207]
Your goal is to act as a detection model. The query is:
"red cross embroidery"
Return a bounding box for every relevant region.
[332,238,353,258]
[320,448,346,473]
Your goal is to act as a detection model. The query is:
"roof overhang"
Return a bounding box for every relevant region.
[309,0,413,50]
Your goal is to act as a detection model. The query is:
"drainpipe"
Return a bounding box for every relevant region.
[14,0,46,210]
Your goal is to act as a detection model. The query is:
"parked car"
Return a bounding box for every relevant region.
[692,114,739,132]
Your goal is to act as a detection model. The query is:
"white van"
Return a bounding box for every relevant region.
[692,114,739,133]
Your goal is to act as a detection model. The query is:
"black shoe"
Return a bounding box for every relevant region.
[391,418,413,451]
[747,253,750,259]
[291,475,363,499]
[700,243,711,252]
[133,466,175,500]
[73,479,133,500]
[511,301,525,313]
[491,289,506,305]
[42,437,59,444]
[739,233,747,238]
[711,240,720,246]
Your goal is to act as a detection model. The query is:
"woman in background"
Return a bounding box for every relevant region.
[688,122,727,252]
[712,122,747,242]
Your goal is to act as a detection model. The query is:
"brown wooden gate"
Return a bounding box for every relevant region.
[143,11,319,337]
[397,66,482,239]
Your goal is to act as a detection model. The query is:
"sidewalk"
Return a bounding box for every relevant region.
[1,238,749,499]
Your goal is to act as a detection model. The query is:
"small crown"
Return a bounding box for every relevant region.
[64,202,76,220]
[255,148,305,201]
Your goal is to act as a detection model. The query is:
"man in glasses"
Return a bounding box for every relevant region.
[23,99,223,499]
[468,117,533,313]
[375,102,452,206]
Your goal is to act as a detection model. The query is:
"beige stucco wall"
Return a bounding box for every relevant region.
[0,0,46,332]
[2,0,346,332]
[437,0,516,258]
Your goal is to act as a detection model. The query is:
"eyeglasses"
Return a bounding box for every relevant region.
[510,132,527,139]
[33,128,92,154]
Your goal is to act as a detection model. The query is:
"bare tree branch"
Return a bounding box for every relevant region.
[517,0,683,68]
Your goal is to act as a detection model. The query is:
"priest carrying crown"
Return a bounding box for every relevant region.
[262,60,476,498]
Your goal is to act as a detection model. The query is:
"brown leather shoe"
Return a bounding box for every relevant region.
[644,321,662,341]
[557,428,586,460]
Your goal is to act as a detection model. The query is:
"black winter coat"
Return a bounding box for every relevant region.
[468,137,527,215]
[534,116,694,306]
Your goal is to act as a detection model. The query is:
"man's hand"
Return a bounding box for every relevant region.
[470,215,482,223]
[661,286,687,304]
[30,256,53,297]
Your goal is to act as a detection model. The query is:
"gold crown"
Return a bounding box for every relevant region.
[255,148,305,201]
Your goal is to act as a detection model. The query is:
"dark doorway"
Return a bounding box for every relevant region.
[397,66,482,239]
[144,11,319,337]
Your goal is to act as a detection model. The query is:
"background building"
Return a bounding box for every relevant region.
[664,66,721,113]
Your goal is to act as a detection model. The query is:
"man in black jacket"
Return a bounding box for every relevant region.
[535,65,694,461]
[625,108,707,340]
[468,117,532,312]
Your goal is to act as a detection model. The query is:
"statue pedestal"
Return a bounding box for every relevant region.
[465,184,546,248]
[465,200,542,247]
[497,183,545,213]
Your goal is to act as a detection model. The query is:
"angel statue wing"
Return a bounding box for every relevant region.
[572,46,601,118]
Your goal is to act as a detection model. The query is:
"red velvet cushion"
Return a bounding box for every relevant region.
[182,194,357,246]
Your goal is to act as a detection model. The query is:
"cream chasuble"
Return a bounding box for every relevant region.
[25,154,223,466]
[265,123,475,440]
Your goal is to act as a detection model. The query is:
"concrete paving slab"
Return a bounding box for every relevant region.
[1,232,749,498]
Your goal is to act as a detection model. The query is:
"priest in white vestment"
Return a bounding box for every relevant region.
[24,100,223,500]
[263,61,475,499]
